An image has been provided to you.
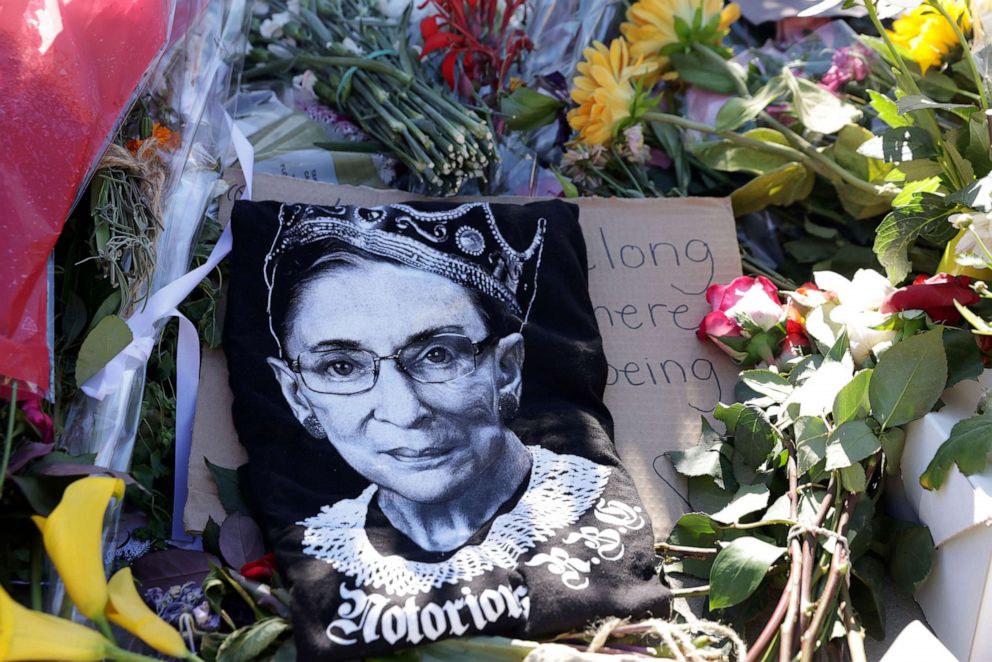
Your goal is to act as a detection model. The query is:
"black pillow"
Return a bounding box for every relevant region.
[224,199,670,660]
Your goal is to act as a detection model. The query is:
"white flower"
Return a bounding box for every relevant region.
[341,37,364,55]
[259,10,291,39]
[376,0,411,19]
[292,69,319,99]
[725,283,785,331]
[950,211,992,264]
[251,0,270,15]
[287,0,301,14]
[808,269,898,365]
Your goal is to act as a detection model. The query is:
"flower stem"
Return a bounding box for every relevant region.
[95,615,117,644]
[691,43,749,97]
[670,584,711,598]
[0,380,18,495]
[642,111,892,198]
[296,55,414,86]
[930,0,989,110]
[759,111,898,198]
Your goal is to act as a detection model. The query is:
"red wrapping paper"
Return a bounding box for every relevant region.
[0,0,172,392]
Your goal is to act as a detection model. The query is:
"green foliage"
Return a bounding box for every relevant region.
[919,413,992,490]
[868,329,947,429]
[708,537,785,610]
[499,88,564,132]
[74,315,133,387]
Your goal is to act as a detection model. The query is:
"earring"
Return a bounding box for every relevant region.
[303,414,326,439]
[498,393,519,421]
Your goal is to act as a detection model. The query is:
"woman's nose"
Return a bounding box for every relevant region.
[370,359,428,427]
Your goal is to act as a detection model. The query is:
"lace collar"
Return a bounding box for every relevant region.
[298,446,611,597]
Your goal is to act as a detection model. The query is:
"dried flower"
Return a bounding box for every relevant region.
[568,38,658,146]
[292,69,318,99]
[622,125,651,163]
[888,0,971,74]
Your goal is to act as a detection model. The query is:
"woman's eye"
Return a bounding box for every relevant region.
[326,361,356,377]
[424,346,454,364]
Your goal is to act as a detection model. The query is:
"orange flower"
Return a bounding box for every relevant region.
[126,122,179,155]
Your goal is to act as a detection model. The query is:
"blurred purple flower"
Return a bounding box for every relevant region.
[820,45,870,94]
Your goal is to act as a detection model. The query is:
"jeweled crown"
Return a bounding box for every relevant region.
[264,202,546,347]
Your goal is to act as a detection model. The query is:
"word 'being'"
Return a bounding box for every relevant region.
[605,357,722,412]
[327,583,530,647]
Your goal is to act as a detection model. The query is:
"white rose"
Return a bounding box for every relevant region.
[809,269,897,366]
[251,0,270,15]
[725,282,785,331]
[814,269,895,313]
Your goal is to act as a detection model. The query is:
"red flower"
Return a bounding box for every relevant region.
[20,395,53,443]
[419,0,533,94]
[881,273,979,324]
[240,553,277,582]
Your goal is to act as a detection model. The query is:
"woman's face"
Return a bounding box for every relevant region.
[268,260,524,505]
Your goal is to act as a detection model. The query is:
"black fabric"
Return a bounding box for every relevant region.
[224,199,670,660]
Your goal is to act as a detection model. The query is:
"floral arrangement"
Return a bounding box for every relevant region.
[7,0,992,660]
[683,269,984,659]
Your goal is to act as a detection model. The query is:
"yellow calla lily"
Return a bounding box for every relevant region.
[31,476,125,621]
[0,584,110,661]
[106,568,189,658]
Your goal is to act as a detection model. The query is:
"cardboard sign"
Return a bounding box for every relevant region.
[186,173,742,538]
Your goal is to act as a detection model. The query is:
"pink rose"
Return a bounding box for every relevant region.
[698,276,789,365]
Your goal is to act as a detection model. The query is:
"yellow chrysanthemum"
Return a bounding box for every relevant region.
[888,0,972,74]
[568,38,659,146]
[621,0,740,69]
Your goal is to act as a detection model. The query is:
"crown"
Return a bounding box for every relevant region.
[264,202,546,345]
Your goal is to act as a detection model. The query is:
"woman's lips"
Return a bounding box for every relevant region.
[384,446,454,465]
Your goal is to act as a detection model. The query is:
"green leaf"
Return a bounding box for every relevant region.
[206,458,250,516]
[715,403,746,433]
[839,463,867,492]
[551,169,579,198]
[890,176,942,208]
[731,162,815,216]
[217,617,290,662]
[881,428,907,477]
[868,90,911,128]
[832,369,873,425]
[869,329,947,429]
[735,407,777,469]
[795,416,830,476]
[852,556,888,640]
[691,128,794,175]
[670,51,744,94]
[857,127,936,163]
[711,483,771,524]
[74,315,133,387]
[650,122,691,194]
[689,475,735,513]
[500,87,564,131]
[826,420,881,470]
[874,202,954,284]
[896,94,971,114]
[203,517,222,558]
[942,326,985,387]
[919,412,992,490]
[783,67,862,134]
[948,173,992,212]
[715,76,786,131]
[888,526,934,593]
[917,71,960,102]
[669,440,727,481]
[708,537,786,610]
[740,370,793,403]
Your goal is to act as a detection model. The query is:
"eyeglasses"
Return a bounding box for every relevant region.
[289,333,499,395]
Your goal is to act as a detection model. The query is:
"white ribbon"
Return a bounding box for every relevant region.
[81,109,254,545]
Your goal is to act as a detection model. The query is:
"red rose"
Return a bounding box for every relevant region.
[240,552,277,582]
[881,274,979,324]
[698,276,789,365]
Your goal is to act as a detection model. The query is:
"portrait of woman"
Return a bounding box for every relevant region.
[228,200,670,660]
